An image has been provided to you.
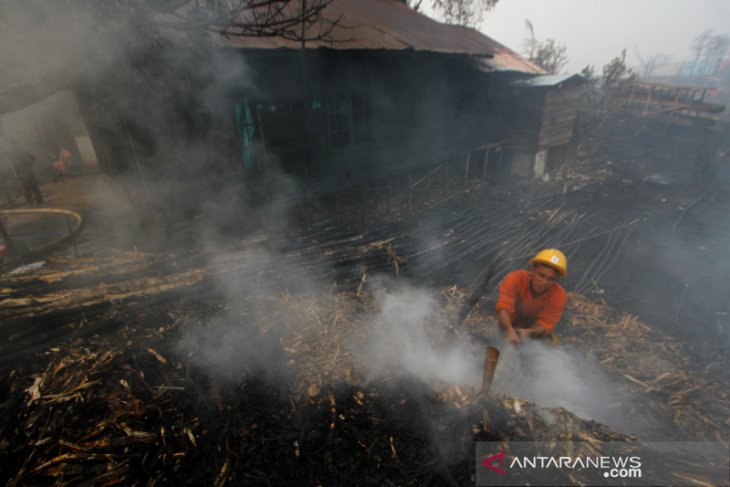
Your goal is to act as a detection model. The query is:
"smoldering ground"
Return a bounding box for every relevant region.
[349,278,664,436]
[172,193,319,386]
[599,188,730,361]
[489,339,665,437]
[172,247,665,431]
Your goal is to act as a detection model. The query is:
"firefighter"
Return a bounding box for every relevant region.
[496,249,568,346]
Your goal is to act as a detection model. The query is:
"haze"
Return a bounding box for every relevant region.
[427,0,730,73]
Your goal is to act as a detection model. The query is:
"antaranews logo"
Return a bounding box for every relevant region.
[477,441,729,487]
[507,454,642,479]
[481,451,507,475]
[481,452,642,476]
[476,445,643,486]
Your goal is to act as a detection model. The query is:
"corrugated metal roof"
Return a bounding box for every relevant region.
[513,73,585,87]
[213,0,543,74]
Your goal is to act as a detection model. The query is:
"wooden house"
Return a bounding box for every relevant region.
[503,74,585,178]
[75,0,546,224]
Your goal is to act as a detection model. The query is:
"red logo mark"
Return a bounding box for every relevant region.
[482,451,507,475]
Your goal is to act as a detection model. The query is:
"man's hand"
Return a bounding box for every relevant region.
[517,328,533,341]
[498,309,521,345]
[506,328,522,346]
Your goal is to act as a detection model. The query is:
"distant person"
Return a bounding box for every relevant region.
[8,142,43,205]
[58,147,83,175]
[0,161,15,207]
[495,249,568,346]
[51,154,68,183]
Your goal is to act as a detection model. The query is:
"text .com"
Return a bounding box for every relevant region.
[604,467,642,479]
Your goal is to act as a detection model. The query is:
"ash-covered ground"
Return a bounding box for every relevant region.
[1,139,729,484]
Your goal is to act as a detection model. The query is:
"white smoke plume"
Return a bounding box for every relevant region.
[490,339,657,436]
[350,276,483,386]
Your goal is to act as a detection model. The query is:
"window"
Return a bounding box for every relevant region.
[326,92,350,149]
[325,90,374,149]
[352,90,373,145]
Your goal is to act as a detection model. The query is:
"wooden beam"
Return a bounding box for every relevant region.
[386,177,391,214]
[464,153,471,188]
[65,216,79,258]
[482,149,490,182]
[408,172,412,212]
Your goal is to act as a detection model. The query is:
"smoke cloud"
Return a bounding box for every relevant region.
[350,276,483,386]
[173,244,321,384]
[7,0,718,450]
[490,339,661,436]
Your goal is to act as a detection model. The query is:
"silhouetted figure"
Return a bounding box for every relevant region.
[8,144,43,205]
[0,161,15,207]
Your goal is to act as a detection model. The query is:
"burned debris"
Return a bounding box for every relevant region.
[1,273,728,484]
[2,161,730,484]
[2,0,730,485]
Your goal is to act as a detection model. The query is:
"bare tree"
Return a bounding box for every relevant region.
[633,48,672,80]
[522,19,537,60]
[602,49,636,88]
[429,0,499,26]
[692,29,730,64]
[531,39,568,75]
[520,20,568,75]
[399,0,499,26]
[575,50,636,151]
[69,0,339,40]
[0,0,336,115]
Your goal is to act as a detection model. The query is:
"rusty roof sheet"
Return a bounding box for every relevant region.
[213,0,543,74]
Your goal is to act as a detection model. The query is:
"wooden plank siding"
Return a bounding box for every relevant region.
[501,83,583,154]
[76,47,523,218]
[538,88,582,150]
[501,89,545,153]
[245,51,508,195]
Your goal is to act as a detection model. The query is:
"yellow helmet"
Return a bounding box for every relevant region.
[530,248,568,277]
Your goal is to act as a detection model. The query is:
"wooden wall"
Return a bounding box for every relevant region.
[501,88,544,153]
[76,47,535,221]
[244,50,511,195]
[538,86,583,150]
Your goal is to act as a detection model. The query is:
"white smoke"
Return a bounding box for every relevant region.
[350,276,483,387]
[490,339,654,435]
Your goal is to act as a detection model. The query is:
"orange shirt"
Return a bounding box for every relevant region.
[496,269,567,336]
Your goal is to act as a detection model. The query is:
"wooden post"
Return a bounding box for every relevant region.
[407,171,413,212]
[481,346,501,395]
[386,177,391,214]
[643,85,653,115]
[464,152,471,188]
[664,90,682,132]
[65,215,79,258]
[482,148,490,181]
[427,167,432,202]
[360,185,366,224]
